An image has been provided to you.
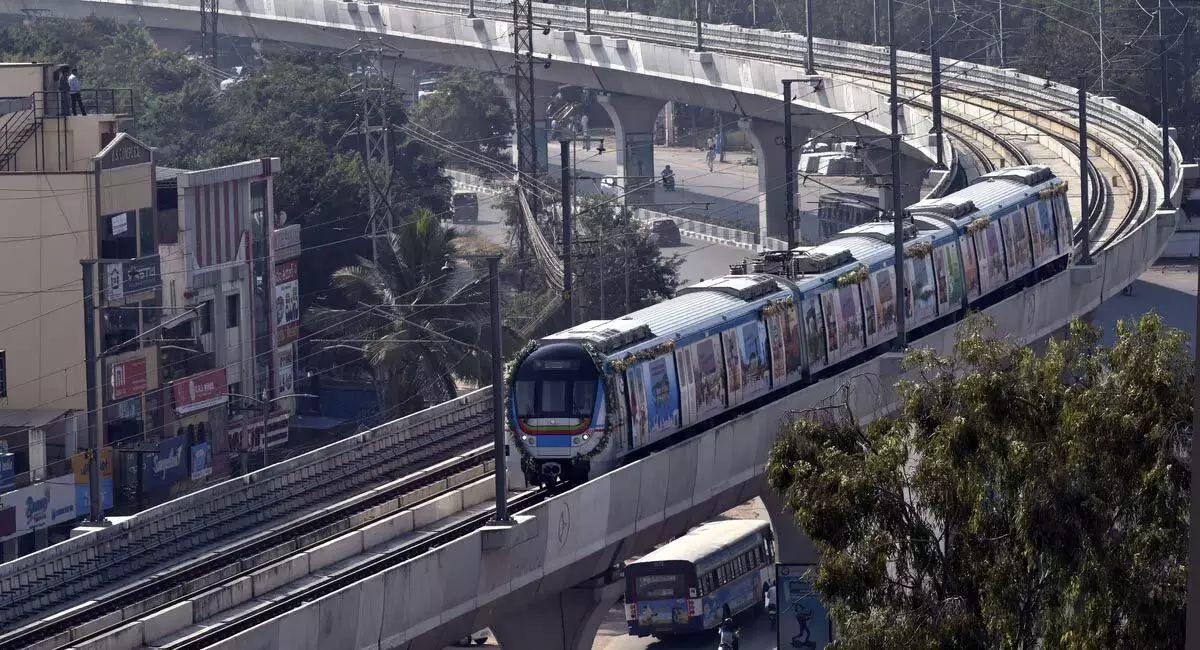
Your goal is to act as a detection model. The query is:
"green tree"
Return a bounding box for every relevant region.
[307,208,517,414]
[766,314,1189,649]
[410,70,513,175]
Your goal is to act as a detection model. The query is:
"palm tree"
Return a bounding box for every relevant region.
[308,208,512,417]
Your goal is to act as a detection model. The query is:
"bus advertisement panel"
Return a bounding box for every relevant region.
[776,564,834,649]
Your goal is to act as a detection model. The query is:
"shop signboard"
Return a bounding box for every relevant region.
[0,476,77,543]
[272,224,302,261]
[141,435,188,497]
[109,357,148,401]
[71,447,114,515]
[99,134,152,170]
[190,443,213,481]
[273,261,300,345]
[173,368,228,415]
[104,255,161,302]
[275,344,295,396]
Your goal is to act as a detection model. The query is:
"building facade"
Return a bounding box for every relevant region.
[0,62,144,559]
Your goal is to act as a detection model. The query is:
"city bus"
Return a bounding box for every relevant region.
[624,519,775,638]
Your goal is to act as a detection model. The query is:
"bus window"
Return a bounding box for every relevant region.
[515,381,536,417]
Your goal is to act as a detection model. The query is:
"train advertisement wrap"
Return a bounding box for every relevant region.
[962,237,982,299]
[799,296,827,373]
[626,353,680,448]
[676,334,727,427]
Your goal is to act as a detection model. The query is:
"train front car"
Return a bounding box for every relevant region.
[509,342,606,485]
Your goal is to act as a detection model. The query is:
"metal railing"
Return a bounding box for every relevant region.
[32,88,136,118]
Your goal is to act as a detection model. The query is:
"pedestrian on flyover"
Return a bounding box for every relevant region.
[55,65,70,116]
[68,68,86,116]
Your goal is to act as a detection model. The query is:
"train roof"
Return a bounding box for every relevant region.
[539,274,790,355]
[630,519,771,566]
[909,164,1059,230]
[818,191,879,205]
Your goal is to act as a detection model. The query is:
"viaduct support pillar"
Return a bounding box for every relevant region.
[596,92,666,205]
[490,576,624,650]
[862,147,932,214]
[739,118,811,244]
[497,77,556,176]
[759,484,820,565]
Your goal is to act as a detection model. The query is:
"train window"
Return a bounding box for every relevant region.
[541,381,569,414]
[572,381,596,417]
[515,381,536,417]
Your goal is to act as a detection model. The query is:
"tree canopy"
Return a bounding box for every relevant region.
[410,70,513,175]
[766,314,1189,649]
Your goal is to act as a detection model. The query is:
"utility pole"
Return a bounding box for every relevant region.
[694,0,704,50]
[338,38,404,262]
[560,140,574,326]
[512,0,538,287]
[1157,0,1174,209]
[804,0,815,74]
[80,260,105,524]
[873,0,880,45]
[782,80,799,255]
[1097,0,1106,94]
[199,0,219,69]
[930,0,945,169]
[478,255,508,522]
[997,0,1007,67]
[1077,76,1093,265]
[888,0,907,348]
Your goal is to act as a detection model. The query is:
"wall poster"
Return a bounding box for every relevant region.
[871,267,898,343]
[735,320,770,400]
[721,330,744,405]
[800,296,827,373]
[677,335,727,427]
[836,285,864,357]
[765,311,787,387]
[979,221,1008,292]
[906,256,938,324]
[962,235,981,299]
[1001,211,1033,276]
[778,304,804,380]
[819,290,840,364]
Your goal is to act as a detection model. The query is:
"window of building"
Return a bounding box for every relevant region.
[102,307,139,355]
[0,350,7,398]
[100,212,137,259]
[138,208,156,257]
[199,300,213,335]
[141,297,161,331]
[226,294,240,329]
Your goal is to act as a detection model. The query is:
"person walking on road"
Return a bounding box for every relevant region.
[68,68,86,116]
[706,146,716,172]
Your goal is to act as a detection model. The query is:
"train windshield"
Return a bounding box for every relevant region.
[515,344,600,420]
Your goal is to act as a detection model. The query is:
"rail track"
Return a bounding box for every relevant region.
[0,414,494,648]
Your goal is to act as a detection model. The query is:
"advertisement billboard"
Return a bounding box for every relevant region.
[776,564,833,650]
[275,344,295,396]
[104,255,161,302]
[274,261,300,345]
[272,224,302,261]
[142,435,188,497]
[0,476,78,542]
[190,443,213,481]
[173,368,228,415]
[109,357,148,401]
[71,447,114,515]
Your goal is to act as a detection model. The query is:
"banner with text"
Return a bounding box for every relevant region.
[274,261,300,345]
[71,447,114,515]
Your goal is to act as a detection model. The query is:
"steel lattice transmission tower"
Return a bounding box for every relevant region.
[338,38,404,261]
[511,0,538,277]
[199,0,218,68]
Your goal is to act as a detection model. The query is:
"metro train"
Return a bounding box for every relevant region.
[508,165,1074,485]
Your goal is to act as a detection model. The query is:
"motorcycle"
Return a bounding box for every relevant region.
[717,629,740,650]
[661,174,676,191]
[768,603,778,629]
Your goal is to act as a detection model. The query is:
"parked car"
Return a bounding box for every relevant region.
[451,192,480,223]
[647,217,682,247]
[454,630,489,646]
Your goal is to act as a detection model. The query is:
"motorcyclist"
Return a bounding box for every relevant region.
[717,617,739,650]
[766,581,778,628]
[661,165,675,190]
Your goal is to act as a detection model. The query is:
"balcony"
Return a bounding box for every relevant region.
[0,88,135,172]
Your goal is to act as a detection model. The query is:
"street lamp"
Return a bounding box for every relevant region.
[228,392,317,468]
[452,254,507,523]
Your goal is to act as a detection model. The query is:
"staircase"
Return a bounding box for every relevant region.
[0,106,42,171]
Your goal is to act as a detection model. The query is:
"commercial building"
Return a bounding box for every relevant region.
[0,62,294,559]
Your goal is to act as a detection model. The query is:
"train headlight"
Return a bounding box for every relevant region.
[521,435,533,444]
[581,433,590,441]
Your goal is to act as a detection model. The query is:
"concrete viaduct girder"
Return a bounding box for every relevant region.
[0,0,938,168]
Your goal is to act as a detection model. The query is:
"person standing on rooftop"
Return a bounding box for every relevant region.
[68,68,86,116]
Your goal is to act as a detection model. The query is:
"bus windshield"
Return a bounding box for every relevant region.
[634,573,689,601]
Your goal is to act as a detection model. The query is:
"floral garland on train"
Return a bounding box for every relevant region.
[835,265,870,288]
[760,295,794,316]
[580,343,622,461]
[905,241,933,259]
[504,340,540,467]
[966,216,991,234]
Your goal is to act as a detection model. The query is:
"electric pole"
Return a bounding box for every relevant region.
[782,80,799,255]
[560,139,574,326]
[930,0,946,169]
[1077,76,1093,265]
[888,0,907,348]
[1157,0,1174,209]
[338,38,404,261]
[199,0,218,69]
[512,0,539,285]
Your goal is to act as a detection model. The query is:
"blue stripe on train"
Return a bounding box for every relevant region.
[533,435,573,447]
